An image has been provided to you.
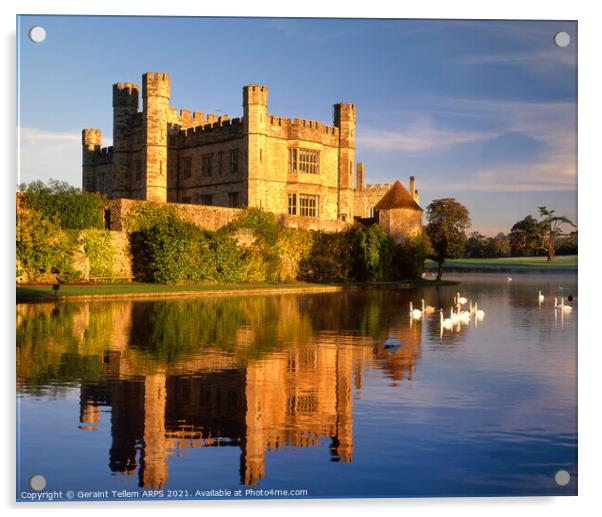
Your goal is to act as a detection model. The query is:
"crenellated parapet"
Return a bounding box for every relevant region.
[364,183,392,193]
[243,84,268,107]
[265,114,340,146]
[176,117,244,147]
[84,146,114,165]
[112,82,139,109]
[82,128,102,149]
[167,107,230,129]
[142,72,170,100]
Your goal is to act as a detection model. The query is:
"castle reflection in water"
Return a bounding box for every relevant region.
[17,292,423,490]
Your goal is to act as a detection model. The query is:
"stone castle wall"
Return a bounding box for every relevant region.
[83,73,357,221]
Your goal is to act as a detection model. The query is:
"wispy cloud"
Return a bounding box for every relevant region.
[357,117,497,152]
[455,48,576,71]
[359,96,576,193]
[18,127,112,187]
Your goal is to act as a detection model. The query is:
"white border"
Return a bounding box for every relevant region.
[2,1,600,516]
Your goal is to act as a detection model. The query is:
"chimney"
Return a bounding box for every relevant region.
[409,176,416,200]
[356,162,365,191]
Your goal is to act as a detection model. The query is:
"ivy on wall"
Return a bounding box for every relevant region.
[79,229,115,278]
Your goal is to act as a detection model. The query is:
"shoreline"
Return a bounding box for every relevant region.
[426,264,577,273]
[425,256,577,274]
[16,279,457,303]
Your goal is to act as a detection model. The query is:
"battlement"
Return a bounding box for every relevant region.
[333,102,356,127]
[83,145,113,165]
[142,72,170,99]
[112,82,139,109]
[177,117,244,145]
[167,107,229,128]
[364,183,392,192]
[267,114,340,141]
[334,102,356,111]
[82,128,102,146]
[243,84,268,106]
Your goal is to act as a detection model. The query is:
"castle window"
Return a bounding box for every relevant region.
[201,194,213,206]
[299,194,319,217]
[368,207,375,218]
[288,193,297,215]
[169,135,176,147]
[135,160,143,181]
[218,151,224,176]
[289,148,319,174]
[183,157,192,179]
[228,192,240,208]
[97,174,106,193]
[229,149,239,175]
[202,154,213,177]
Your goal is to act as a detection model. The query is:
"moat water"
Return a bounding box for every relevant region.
[16,273,577,499]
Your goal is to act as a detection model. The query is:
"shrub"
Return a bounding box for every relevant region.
[130,217,212,284]
[16,207,78,282]
[227,207,280,247]
[19,180,104,229]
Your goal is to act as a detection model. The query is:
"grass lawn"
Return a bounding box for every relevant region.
[16,278,455,302]
[426,255,577,270]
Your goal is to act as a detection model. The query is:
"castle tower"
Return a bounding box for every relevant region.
[140,372,169,490]
[82,128,102,192]
[243,84,268,209]
[330,345,354,463]
[142,73,170,203]
[356,162,365,192]
[112,83,139,198]
[333,103,356,221]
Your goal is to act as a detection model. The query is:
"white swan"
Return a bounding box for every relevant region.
[538,290,544,303]
[459,309,471,324]
[507,277,513,282]
[559,297,572,313]
[454,292,468,305]
[474,302,485,320]
[409,301,422,320]
[450,307,460,324]
[553,297,563,310]
[440,309,453,330]
[422,299,436,315]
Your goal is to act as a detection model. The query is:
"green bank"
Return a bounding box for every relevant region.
[16,279,456,302]
[426,255,577,272]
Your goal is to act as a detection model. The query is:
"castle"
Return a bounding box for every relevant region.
[82,72,422,242]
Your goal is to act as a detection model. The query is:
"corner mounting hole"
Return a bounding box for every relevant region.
[554,32,570,48]
[554,469,571,486]
[28,26,46,43]
[29,474,47,491]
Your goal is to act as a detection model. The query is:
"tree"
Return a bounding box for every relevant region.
[425,198,471,280]
[485,233,510,258]
[509,215,540,257]
[465,231,487,258]
[536,207,576,262]
[16,207,76,282]
[19,179,105,230]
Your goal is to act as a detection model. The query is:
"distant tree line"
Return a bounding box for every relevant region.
[464,207,576,261]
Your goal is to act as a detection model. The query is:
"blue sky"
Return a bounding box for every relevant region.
[17,16,577,235]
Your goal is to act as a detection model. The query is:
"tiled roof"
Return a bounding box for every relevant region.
[374,180,422,211]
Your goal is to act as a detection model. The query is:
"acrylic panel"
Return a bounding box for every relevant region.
[16,16,577,502]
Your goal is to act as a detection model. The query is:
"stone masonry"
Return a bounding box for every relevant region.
[83,72,422,240]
